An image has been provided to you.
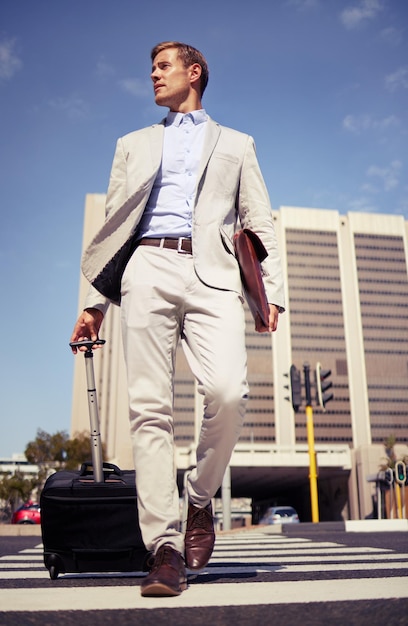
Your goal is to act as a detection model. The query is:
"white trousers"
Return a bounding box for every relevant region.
[120,245,249,554]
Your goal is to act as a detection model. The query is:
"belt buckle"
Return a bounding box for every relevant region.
[177,237,189,254]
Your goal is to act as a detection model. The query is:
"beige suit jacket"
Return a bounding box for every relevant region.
[82,117,285,315]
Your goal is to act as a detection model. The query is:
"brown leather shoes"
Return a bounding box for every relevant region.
[185,502,215,570]
[141,545,187,597]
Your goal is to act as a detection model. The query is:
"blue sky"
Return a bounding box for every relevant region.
[0,0,407,457]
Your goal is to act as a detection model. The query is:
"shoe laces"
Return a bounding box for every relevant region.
[158,546,173,564]
[189,506,212,530]
[151,546,179,570]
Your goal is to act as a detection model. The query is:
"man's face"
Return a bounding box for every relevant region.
[151,48,194,111]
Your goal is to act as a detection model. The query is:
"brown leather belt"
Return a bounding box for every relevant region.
[138,237,192,254]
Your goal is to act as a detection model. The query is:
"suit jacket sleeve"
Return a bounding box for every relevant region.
[82,137,129,315]
[237,136,285,311]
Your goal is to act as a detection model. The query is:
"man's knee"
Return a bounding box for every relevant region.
[204,379,248,417]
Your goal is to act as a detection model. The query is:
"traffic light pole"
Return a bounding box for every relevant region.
[395,482,402,519]
[395,461,406,519]
[304,362,319,523]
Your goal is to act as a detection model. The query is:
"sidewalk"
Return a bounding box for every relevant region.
[282,519,408,533]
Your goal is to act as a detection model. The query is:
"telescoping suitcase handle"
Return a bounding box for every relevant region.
[69,339,106,484]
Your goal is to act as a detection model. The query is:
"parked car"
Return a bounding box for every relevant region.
[11,501,41,525]
[259,506,299,525]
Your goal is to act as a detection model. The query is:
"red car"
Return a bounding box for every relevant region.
[11,501,41,524]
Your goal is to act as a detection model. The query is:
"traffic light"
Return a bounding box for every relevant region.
[395,461,406,485]
[290,364,302,413]
[315,362,333,410]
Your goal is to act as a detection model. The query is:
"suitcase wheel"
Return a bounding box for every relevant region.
[45,553,63,580]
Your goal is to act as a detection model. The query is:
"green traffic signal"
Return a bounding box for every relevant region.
[395,461,406,484]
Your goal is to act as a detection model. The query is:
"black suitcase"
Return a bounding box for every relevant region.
[40,340,149,579]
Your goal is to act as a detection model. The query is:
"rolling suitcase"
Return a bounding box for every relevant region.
[40,339,149,579]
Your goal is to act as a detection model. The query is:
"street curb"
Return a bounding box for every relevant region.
[283,520,408,534]
[345,519,408,532]
[0,525,42,536]
[283,522,345,534]
[218,524,282,535]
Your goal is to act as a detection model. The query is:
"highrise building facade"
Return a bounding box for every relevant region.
[71,196,408,521]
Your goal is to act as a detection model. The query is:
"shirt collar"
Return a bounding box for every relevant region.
[165,109,208,127]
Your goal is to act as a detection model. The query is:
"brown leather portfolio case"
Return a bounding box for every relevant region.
[233,229,270,332]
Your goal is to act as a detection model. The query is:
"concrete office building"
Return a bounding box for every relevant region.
[71,196,408,522]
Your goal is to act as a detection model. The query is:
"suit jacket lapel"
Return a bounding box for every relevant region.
[149,121,165,173]
[196,118,220,192]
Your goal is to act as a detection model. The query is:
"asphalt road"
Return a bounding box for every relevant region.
[0,525,407,625]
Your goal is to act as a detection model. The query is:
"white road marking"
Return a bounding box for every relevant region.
[1,578,407,611]
[1,531,407,612]
[1,559,408,580]
[0,555,43,561]
[212,546,391,555]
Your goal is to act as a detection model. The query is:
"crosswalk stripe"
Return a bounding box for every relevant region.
[1,560,408,581]
[215,536,310,543]
[0,563,45,569]
[0,555,44,561]
[210,554,408,562]
[0,546,389,568]
[1,529,407,611]
[1,577,408,611]
[2,552,403,570]
[213,546,391,555]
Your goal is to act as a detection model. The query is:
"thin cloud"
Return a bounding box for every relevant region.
[396,196,408,217]
[366,160,402,192]
[48,95,89,120]
[119,77,151,98]
[343,113,399,133]
[96,57,116,78]
[340,0,384,30]
[385,67,408,92]
[0,37,22,80]
[348,196,379,212]
[380,26,403,46]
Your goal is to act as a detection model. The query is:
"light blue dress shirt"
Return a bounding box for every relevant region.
[137,109,208,239]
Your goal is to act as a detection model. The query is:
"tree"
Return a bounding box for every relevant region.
[382,434,397,469]
[0,430,104,520]
[65,431,103,470]
[25,429,69,469]
[25,428,106,476]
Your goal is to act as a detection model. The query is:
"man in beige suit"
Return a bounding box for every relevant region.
[71,41,285,597]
